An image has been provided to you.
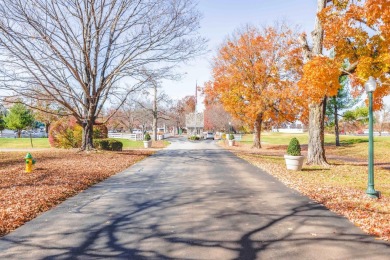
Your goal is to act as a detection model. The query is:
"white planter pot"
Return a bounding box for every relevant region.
[228,140,235,146]
[284,155,304,171]
[143,140,152,148]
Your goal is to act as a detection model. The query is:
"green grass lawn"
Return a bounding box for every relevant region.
[239,132,308,144]
[0,138,51,148]
[0,138,170,150]
[238,132,390,161]
[239,132,390,145]
[119,139,144,149]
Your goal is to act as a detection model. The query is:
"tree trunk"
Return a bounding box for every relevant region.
[17,130,21,138]
[307,99,329,166]
[334,100,340,146]
[306,0,329,166]
[152,85,158,141]
[252,113,263,149]
[81,119,94,151]
[45,122,50,135]
[152,115,157,141]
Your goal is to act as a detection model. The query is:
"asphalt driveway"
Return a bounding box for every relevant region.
[0,137,389,259]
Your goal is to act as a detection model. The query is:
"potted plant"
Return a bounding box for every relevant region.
[228,134,235,146]
[143,132,152,148]
[284,137,304,171]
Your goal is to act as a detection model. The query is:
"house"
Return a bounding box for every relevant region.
[272,121,306,133]
[185,112,204,135]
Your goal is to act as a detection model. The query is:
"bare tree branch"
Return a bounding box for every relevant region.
[0,0,206,150]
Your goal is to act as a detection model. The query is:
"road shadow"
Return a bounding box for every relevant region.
[0,149,389,259]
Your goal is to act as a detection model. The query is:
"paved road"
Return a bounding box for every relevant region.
[0,137,389,259]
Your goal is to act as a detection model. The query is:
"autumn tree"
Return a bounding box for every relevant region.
[0,0,205,150]
[300,0,390,165]
[320,0,390,108]
[205,24,303,148]
[297,0,338,166]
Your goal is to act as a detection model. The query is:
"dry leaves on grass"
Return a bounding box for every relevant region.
[0,149,153,237]
[222,142,390,241]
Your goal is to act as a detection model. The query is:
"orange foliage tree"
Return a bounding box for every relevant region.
[320,0,390,109]
[298,56,341,103]
[298,0,390,166]
[297,0,344,166]
[205,24,304,148]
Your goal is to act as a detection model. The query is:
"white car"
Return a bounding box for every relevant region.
[204,132,214,140]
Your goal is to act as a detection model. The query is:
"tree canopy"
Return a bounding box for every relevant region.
[320,0,390,109]
[205,24,303,148]
[4,103,35,137]
[0,0,205,150]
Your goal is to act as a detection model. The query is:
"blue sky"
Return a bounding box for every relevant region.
[164,0,319,104]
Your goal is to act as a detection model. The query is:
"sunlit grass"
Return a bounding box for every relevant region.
[238,132,390,161]
[0,138,50,149]
[0,138,170,150]
[239,152,390,197]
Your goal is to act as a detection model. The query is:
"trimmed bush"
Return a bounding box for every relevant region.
[144,132,151,141]
[109,139,123,151]
[228,134,234,140]
[94,139,123,151]
[221,133,226,140]
[93,139,109,150]
[188,135,200,140]
[287,137,301,156]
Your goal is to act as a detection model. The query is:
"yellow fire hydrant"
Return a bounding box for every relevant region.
[25,153,36,173]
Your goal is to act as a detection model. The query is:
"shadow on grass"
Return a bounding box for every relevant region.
[300,168,331,172]
[340,139,369,145]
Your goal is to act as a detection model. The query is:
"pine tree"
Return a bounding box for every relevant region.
[326,75,359,146]
[4,103,35,138]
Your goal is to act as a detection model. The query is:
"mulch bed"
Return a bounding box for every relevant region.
[0,149,153,237]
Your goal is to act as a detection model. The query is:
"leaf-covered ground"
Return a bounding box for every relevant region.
[222,141,390,241]
[0,149,153,237]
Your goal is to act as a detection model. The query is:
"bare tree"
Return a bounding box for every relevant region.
[106,99,138,132]
[137,81,172,141]
[375,105,390,136]
[0,0,205,150]
[204,103,232,131]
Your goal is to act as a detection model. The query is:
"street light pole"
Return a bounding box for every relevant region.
[364,76,379,199]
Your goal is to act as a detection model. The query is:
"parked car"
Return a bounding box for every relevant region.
[204,132,214,140]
